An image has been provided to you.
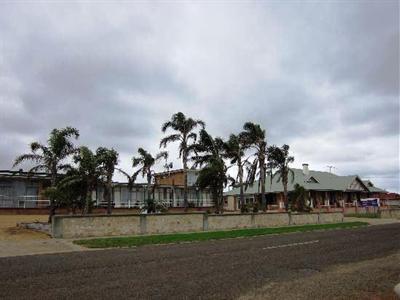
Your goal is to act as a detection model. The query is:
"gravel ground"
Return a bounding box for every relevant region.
[239,253,400,300]
[0,223,399,299]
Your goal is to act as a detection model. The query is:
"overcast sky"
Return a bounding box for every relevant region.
[0,1,399,192]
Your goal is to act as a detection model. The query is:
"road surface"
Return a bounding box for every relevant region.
[0,223,399,299]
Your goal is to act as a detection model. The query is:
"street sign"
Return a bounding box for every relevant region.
[359,198,380,207]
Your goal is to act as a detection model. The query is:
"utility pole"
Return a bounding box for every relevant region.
[326,165,335,173]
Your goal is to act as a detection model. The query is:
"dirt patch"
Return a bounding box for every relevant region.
[239,253,400,300]
[0,215,48,228]
[0,215,49,241]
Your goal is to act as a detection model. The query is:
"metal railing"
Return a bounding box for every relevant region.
[113,199,214,208]
[0,196,50,208]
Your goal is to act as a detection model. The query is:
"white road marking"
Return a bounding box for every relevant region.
[263,240,319,250]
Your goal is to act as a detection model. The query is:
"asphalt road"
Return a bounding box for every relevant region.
[0,224,399,299]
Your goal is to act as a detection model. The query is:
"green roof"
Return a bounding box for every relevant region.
[224,168,386,196]
[362,180,387,193]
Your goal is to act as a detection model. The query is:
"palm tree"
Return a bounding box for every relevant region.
[268,144,294,211]
[47,167,87,214]
[160,112,205,210]
[222,134,249,211]
[13,127,79,222]
[192,130,229,213]
[131,148,168,211]
[63,146,103,214]
[96,147,119,215]
[241,122,268,211]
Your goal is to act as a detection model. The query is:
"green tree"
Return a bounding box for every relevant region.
[268,144,294,211]
[45,168,86,214]
[241,122,268,211]
[290,183,310,212]
[222,133,249,211]
[13,127,79,222]
[160,112,205,210]
[72,146,103,214]
[96,147,119,215]
[193,130,229,214]
[131,148,168,212]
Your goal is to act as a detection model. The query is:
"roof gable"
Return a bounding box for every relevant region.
[347,176,369,192]
[305,176,318,183]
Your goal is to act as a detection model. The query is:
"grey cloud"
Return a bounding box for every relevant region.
[0,2,398,192]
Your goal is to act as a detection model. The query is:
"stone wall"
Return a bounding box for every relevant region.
[380,209,400,219]
[52,215,141,238]
[318,211,344,223]
[52,211,344,238]
[207,214,253,231]
[145,213,204,234]
[254,213,289,228]
[344,207,379,215]
[290,213,319,225]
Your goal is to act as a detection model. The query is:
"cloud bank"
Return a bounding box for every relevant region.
[0,1,398,191]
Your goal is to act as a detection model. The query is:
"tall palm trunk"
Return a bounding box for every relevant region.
[283,177,288,211]
[183,153,188,211]
[106,175,112,215]
[219,188,224,214]
[259,157,267,211]
[84,192,90,215]
[213,188,223,214]
[85,180,96,215]
[147,172,152,202]
[238,157,244,210]
[146,171,153,212]
[48,166,57,223]
[84,183,93,215]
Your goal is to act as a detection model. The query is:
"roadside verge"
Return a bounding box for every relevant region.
[74,221,367,249]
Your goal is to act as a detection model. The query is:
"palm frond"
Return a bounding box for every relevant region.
[155,151,168,161]
[159,134,181,148]
[28,165,47,174]
[13,154,43,168]
[161,121,173,133]
[187,132,197,142]
[116,168,131,180]
[132,169,142,182]
[288,168,295,183]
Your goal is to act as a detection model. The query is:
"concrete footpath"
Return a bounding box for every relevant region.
[344,216,400,225]
[0,239,88,257]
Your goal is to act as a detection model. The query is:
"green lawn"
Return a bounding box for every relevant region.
[74,222,368,249]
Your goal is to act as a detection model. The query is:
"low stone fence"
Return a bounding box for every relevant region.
[344,207,379,215]
[52,211,344,238]
[380,209,400,219]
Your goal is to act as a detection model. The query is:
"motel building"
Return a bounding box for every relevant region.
[0,170,51,208]
[223,163,389,212]
[100,169,214,209]
[0,166,393,212]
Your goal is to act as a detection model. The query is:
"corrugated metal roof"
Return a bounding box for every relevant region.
[224,168,385,196]
[362,180,387,193]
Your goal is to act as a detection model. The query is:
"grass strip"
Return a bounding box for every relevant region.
[345,213,380,218]
[74,222,368,248]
